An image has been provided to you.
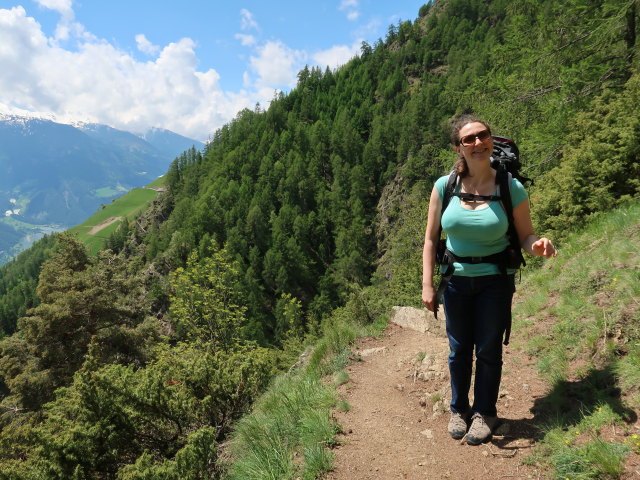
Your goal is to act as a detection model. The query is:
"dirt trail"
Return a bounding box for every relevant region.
[88,216,123,235]
[326,311,549,480]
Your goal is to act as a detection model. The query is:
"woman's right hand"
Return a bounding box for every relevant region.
[422,284,436,312]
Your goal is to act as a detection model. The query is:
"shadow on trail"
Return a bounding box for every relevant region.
[491,362,637,449]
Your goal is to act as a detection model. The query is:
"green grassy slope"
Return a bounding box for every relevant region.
[514,200,640,395]
[68,182,163,254]
[511,200,640,478]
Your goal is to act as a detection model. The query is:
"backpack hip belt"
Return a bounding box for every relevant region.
[435,247,516,345]
[436,248,511,308]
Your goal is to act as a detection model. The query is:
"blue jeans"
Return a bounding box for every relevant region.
[443,274,515,417]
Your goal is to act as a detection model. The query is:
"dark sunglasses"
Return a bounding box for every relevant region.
[458,129,491,147]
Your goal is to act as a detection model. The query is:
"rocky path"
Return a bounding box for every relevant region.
[326,307,548,480]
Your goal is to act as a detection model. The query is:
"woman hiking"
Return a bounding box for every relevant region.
[421,114,557,445]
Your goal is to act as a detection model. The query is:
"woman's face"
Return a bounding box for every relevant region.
[455,122,493,164]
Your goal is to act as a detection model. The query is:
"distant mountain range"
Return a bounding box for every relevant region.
[0,113,204,264]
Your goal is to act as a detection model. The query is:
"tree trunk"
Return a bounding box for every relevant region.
[626,0,637,57]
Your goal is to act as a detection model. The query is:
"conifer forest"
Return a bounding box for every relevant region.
[0,0,639,478]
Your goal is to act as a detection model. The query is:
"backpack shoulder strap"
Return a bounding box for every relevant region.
[496,169,526,267]
[434,171,458,320]
[438,170,458,238]
[496,169,513,220]
[442,170,458,215]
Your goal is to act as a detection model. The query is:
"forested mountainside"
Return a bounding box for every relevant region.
[0,0,638,478]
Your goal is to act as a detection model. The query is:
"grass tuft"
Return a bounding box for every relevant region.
[224,373,338,480]
[333,370,349,386]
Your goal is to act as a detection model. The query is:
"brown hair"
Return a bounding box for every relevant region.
[449,114,492,178]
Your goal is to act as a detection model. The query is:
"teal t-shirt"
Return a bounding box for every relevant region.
[435,174,528,276]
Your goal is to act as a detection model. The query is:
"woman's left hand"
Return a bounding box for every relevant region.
[531,237,557,258]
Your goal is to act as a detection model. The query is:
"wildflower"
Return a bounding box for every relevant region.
[632,434,639,439]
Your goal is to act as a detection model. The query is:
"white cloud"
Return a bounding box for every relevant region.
[135,34,160,56]
[339,0,358,9]
[34,0,73,18]
[0,6,254,141]
[0,4,358,143]
[354,19,381,39]
[240,8,258,31]
[235,33,256,47]
[33,0,83,42]
[235,9,307,104]
[249,40,306,92]
[312,40,361,70]
[242,71,251,88]
[338,0,360,21]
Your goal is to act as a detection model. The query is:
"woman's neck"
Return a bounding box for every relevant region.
[464,163,495,187]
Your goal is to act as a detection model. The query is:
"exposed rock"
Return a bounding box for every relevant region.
[358,346,388,357]
[390,306,446,336]
[287,349,312,374]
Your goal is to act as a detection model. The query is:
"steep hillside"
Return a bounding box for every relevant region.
[0,0,638,478]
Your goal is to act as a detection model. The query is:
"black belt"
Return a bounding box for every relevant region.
[444,250,509,266]
[434,248,512,345]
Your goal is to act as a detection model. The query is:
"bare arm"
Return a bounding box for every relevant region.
[512,199,557,258]
[422,186,442,311]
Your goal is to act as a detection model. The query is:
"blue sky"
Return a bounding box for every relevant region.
[0,0,425,141]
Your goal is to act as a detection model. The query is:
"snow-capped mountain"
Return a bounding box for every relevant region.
[0,112,204,263]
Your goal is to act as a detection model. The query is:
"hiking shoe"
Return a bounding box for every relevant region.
[447,411,468,439]
[466,413,497,445]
